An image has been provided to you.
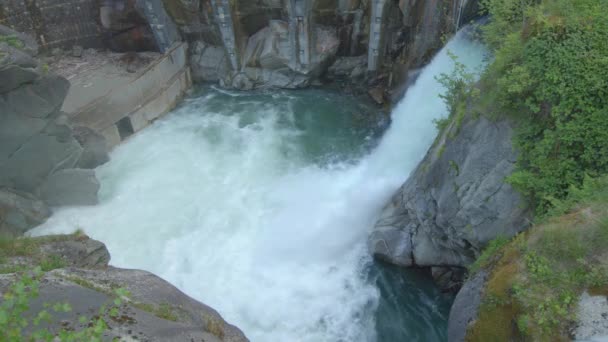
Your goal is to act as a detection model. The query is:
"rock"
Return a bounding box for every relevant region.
[0,233,249,340]
[369,113,529,268]
[574,292,608,341]
[3,75,70,119]
[243,21,291,70]
[39,235,111,268]
[0,65,39,93]
[327,55,367,79]
[0,24,38,56]
[368,87,385,104]
[0,123,83,193]
[0,188,50,237]
[71,45,84,58]
[190,42,230,82]
[0,42,38,69]
[38,169,100,206]
[448,270,488,342]
[0,266,249,341]
[432,266,466,293]
[73,126,110,169]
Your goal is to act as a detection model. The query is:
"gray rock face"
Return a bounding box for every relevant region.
[574,292,608,341]
[190,42,230,82]
[0,188,50,237]
[0,26,107,212]
[0,235,249,341]
[72,126,110,169]
[38,169,100,207]
[369,114,529,268]
[447,270,488,342]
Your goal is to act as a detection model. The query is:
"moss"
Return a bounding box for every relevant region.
[132,302,179,322]
[0,34,24,49]
[204,315,225,339]
[467,196,608,341]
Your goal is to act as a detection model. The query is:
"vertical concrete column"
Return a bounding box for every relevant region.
[287,0,313,73]
[210,0,240,71]
[367,0,387,72]
[137,0,181,53]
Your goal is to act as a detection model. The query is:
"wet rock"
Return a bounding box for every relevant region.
[38,169,100,207]
[0,188,50,237]
[432,266,466,293]
[369,112,529,268]
[0,42,38,69]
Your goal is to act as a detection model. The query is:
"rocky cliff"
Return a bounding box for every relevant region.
[0,25,109,237]
[0,233,249,341]
[368,109,530,290]
[165,0,480,95]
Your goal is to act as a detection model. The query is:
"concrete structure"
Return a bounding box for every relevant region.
[136,0,182,53]
[367,0,388,71]
[210,0,241,71]
[65,43,192,148]
[287,0,313,73]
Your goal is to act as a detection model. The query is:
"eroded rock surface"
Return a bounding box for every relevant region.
[369,113,529,268]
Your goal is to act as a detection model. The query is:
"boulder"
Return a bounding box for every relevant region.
[243,21,291,70]
[369,113,529,268]
[0,24,38,56]
[447,270,488,342]
[38,169,100,207]
[327,55,367,79]
[3,75,70,119]
[190,42,230,82]
[0,64,39,93]
[0,42,38,69]
[0,124,83,193]
[0,188,50,237]
[72,126,110,169]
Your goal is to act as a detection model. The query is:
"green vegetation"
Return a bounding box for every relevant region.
[467,177,608,341]
[0,234,89,274]
[0,267,128,341]
[133,302,179,322]
[0,34,24,49]
[479,0,608,215]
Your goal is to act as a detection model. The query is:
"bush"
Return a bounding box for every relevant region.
[477,0,608,215]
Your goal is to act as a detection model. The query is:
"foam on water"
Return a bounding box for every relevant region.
[31,28,487,341]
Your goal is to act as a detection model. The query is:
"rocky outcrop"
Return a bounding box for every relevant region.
[447,270,487,341]
[0,26,109,236]
[0,234,249,341]
[369,112,529,270]
[0,189,51,237]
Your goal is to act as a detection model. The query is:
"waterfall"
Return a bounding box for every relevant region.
[31,27,487,342]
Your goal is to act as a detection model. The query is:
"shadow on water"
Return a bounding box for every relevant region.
[369,261,454,342]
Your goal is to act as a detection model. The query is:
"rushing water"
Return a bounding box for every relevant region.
[31,28,487,341]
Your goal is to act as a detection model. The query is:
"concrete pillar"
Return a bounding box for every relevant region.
[367,0,387,72]
[287,0,313,73]
[136,0,181,53]
[210,0,240,71]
